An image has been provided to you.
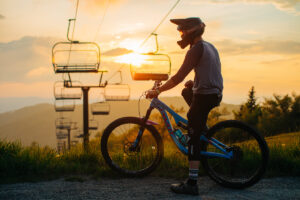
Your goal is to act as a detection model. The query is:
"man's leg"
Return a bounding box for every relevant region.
[181,87,193,106]
[171,94,221,195]
[186,94,210,186]
[187,94,222,184]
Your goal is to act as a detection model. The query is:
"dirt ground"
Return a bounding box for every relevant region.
[0,176,299,200]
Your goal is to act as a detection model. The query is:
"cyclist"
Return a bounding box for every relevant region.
[146,17,223,195]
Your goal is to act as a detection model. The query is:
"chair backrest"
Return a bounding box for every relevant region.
[52,41,101,73]
[130,53,171,81]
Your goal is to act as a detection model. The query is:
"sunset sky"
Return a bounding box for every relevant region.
[0,0,299,109]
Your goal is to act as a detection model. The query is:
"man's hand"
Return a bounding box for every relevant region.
[146,90,159,99]
[184,80,193,88]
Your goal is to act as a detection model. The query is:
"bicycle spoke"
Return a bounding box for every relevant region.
[106,121,159,172]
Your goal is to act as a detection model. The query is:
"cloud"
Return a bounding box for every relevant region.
[102,48,133,56]
[0,81,53,98]
[26,67,50,78]
[260,56,300,67]
[0,36,57,82]
[83,0,126,7]
[215,39,300,55]
[0,14,4,20]
[76,0,127,14]
[189,0,300,15]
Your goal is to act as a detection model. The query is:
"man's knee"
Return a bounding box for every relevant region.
[182,87,192,106]
[181,87,191,97]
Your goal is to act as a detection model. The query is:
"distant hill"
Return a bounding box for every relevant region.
[0,97,239,147]
[0,97,52,113]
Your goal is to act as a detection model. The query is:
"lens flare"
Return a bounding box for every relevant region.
[115,53,147,67]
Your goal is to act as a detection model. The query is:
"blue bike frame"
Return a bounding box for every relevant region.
[134,98,233,160]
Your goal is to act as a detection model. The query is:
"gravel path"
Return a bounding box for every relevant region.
[0,176,299,200]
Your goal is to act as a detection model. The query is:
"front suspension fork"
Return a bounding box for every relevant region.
[130,106,154,151]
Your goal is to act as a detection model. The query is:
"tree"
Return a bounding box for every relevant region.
[258,93,299,136]
[234,87,262,129]
[246,86,258,112]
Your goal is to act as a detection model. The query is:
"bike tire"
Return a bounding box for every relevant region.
[101,117,164,177]
[200,120,269,189]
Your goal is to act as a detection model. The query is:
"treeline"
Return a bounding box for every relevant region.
[232,87,300,137]
[151,87,300,138]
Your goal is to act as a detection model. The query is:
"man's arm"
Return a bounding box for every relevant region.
[158,77,176,93]
[159,43,203,92]
[147,42,203,98]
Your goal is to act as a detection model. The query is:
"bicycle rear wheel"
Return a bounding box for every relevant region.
[201,120,269,189]
[101,117,163,177]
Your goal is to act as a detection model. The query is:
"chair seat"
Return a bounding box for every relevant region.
[132,73,169,81]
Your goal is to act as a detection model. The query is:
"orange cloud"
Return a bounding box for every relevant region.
[77,0,128,14]
[26,67,50,78]
[188,0,300,15]
[0,81,53,98]
[102,48,133,56]
[214,39,300,55]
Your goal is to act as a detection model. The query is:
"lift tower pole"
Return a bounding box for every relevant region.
[67,128,71,150]
[82,87,90,152]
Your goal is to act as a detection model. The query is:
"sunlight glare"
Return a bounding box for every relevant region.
[115,53,146,67]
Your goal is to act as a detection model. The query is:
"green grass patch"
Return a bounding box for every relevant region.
[1,132,299,183]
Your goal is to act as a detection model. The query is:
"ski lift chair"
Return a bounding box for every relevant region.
[55,117,72,129]
[89,119,98,130]
[104,84,130,101]
[54,81,82,100]
[52,41,101,73]
[56,129,68,137]
[130,53,171,81]
[54,100,75,112]
[91,101,110,115]
[57,135,68,140]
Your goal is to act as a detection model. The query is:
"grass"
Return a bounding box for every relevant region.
[266,133,300,177]
[0,132,299,184]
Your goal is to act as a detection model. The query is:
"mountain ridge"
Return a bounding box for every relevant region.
[0,97,239,147]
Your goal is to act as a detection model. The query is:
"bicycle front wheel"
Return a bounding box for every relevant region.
[101,117,163,177]
[201,120,269,189]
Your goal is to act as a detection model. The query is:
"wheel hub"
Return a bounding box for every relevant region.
[124,141,140,156]
[230,145,243,162]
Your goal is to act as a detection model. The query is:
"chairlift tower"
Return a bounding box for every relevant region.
[52,18,130,152]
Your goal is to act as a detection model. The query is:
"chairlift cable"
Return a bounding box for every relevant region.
[139,0,181,49]
[93,0,111,42]
[108,1,180,84]
[65,0,80,84]
[71,0,80,41]
[106,64,126,82]
[78,0,110,86]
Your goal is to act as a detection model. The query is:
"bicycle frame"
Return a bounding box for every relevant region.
[134,97,233,160]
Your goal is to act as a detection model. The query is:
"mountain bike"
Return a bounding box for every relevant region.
[101,81,269,189]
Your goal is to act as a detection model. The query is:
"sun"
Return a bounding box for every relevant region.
[115,52,147,67]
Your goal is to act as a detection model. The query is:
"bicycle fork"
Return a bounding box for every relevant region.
[129,106,154,151]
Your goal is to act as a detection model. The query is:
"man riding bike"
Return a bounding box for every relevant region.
[146,17,223,195]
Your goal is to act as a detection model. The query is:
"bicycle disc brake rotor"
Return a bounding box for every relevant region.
[123,139,140,156]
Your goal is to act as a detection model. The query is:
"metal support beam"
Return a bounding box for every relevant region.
[82,87,90,152]
[67,128,71,150]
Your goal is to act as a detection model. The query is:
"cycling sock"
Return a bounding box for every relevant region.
[187,168,198,185]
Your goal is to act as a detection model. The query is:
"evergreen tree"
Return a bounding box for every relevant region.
[246,86,257,112]
[234,86,261,128]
